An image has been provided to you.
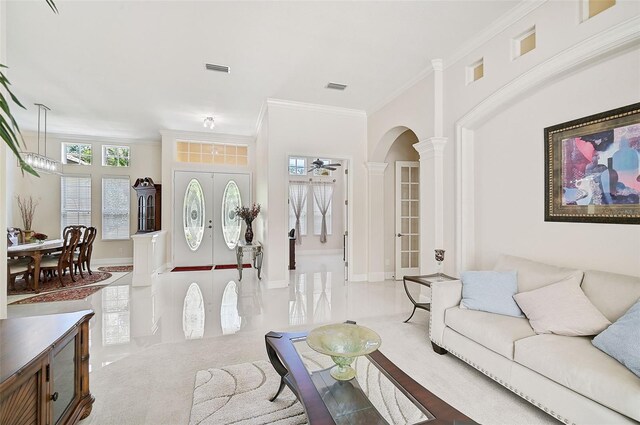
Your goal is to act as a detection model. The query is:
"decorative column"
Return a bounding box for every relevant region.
[413,58,448,275]
[365,162,388,282]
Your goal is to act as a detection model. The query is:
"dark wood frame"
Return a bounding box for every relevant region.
[132,177,162,233]
[265,330,475,425]
[544,102,640,224]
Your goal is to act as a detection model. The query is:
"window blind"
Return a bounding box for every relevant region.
[61,175,92,230]
[102,177,130,240]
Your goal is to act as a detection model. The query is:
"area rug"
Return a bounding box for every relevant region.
[10,284,108,305]
[214,263,251,270]
[172,266,213,272]
[9,271,112,296]
[98,265,133,273]
[189,354,427,425]
[189,360,305,425]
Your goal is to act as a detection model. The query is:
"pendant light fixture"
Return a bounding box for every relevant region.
[23,103,62,175]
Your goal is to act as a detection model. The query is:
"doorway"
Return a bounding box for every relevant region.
[173,171,251,267]
[395,161,420,279]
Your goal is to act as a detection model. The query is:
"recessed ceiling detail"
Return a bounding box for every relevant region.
[205,63,230,73]
[326,82,347,91]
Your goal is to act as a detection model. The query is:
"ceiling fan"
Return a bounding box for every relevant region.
[308,158,342,173]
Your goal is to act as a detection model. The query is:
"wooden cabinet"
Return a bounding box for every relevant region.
[0,310,94,425]
[132,177,162,233]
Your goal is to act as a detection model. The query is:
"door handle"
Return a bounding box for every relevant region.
[397,233,404,237]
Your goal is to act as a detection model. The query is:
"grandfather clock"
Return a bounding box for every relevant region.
[132,177,161,233]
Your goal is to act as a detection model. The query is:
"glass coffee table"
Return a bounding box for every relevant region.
[265,327,475,425]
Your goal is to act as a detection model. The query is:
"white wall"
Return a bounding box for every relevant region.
[261,100,367,284]
[383,130,419,276]
[368,0,640,276]
[474,48,640,275]
[288,156,345,254]
[7,133,161,262]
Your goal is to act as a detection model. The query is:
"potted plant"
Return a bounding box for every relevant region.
[17,195,38,241]
[235,203,261,243]
[33,232,48,244]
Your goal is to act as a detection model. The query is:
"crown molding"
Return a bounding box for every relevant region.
[444,0,548,69]
[159,129,255,144]
[368,67,433,116]
[254,100,268,136]
[22,130,160,146]
[266,98,367,118]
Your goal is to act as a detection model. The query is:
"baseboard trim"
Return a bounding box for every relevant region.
[350,274,367,282]
[368,272,386,282]
[92,257,133,266]
[385,272,395,280]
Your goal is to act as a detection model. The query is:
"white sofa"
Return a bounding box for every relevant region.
[429,255,640,425]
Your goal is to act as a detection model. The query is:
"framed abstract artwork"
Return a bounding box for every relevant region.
[544,102,640,224]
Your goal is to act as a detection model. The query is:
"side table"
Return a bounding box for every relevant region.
[402,273,457,323]
[236,241,263,280]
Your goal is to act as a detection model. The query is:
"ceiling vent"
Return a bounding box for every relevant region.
[205,63,230,73]
[326,82,347,91]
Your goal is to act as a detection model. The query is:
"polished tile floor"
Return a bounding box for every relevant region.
[7,255,418,374]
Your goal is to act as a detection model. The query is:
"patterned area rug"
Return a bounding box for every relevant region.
[98,265,133,272]
[190,352,427,425]
[10,285,108,305]
[9,271,112,295]
[190,360,305,425]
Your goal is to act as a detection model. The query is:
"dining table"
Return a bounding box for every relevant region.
[7,239,63,293]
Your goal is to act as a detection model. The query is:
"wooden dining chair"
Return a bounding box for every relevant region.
[63,225,86,239]
[40,228,81,286]
[7,258,33,291]
[73,226,97,278]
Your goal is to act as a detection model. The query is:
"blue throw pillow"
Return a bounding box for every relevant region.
[592,299,640,378]
[460,270,523,317]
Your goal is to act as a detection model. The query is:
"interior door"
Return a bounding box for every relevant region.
[174,171,214,267]
[395,161,419,279]
[213,172,251,266]
[343,167,349,281]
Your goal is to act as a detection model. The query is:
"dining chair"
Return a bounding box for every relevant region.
[40,228,81,286]
[73,226,97,278]
[7,258,33,291]
[63,225,86,239]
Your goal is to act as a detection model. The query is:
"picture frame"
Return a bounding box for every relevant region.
[544,102,640,225]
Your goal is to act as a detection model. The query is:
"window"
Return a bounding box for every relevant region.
[288,185,308,236]
[102,177,130,240]
[103,145,130,167]
[466,58,484,85]
[512,27,536,59]
[62,143,92,165]
[583,0,615,20]
[289,157,306,175]
[61,175,92,230]
[314,159,333,176]
[176,141,248,166]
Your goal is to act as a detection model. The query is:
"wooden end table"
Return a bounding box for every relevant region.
[402,273,457,323]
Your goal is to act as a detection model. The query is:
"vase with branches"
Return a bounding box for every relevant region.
[235,203,261,243]
[17,195,38,232]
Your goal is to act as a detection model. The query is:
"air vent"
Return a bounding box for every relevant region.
[205,63,230,73]
[326,82,347,91]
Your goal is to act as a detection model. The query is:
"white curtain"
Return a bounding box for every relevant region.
[288,182,307,245]
[313,183,334,243]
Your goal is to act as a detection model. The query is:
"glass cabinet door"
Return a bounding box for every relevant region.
[52,336,77,424]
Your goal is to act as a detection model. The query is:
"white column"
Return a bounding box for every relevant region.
[1,1,8,319]
[365,162,388,282]
[432,59,444,138]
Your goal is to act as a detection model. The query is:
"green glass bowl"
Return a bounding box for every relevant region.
[307,323,381,381]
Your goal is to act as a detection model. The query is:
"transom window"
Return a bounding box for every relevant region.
[62,143,92,165]
[289,157,306,175]
[176,141,248,166]
[103,145,130,167]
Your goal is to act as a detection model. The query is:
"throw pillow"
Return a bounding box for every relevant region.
[493,254,584,293]
[592,299,640,378]
[513,275,610,336]
[460,271,523,317]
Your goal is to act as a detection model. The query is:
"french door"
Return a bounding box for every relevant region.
[395,161,420,279]
[174,171,251,267]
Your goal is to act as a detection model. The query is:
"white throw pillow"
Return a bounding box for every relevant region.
[513,275,611,336]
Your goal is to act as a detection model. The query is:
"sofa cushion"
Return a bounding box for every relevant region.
[593,300,640,378]
[460,270,523,317]
[514,334,640,421]
[493,254,583,293]
[582,270,640,322]
[513,275,611,336]
[445,307,535,359]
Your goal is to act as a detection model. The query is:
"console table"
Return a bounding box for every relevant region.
[0,310,94,425]
[236,241,263,280]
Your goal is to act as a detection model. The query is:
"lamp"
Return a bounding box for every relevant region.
[203,116,215,129]
[23,103,62,175]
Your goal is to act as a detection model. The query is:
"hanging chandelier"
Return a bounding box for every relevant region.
[23,103,62,175]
